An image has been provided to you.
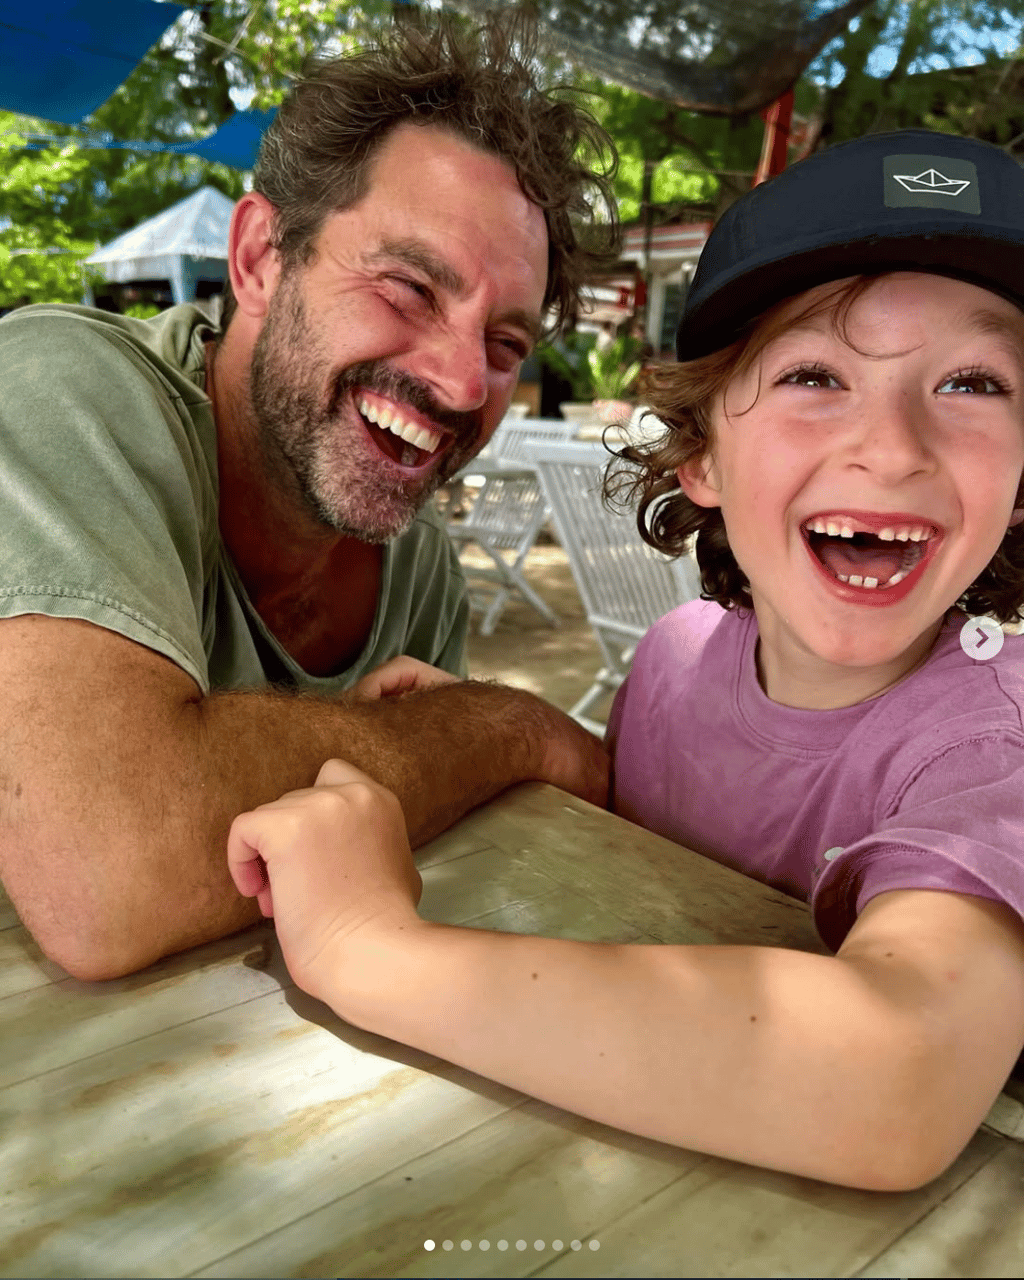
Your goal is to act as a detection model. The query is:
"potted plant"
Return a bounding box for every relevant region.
[536,331,648,428]
[587,335,644,425]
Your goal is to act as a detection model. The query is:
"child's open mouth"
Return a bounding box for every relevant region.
[800,512,942,602]
[355,394,449,473]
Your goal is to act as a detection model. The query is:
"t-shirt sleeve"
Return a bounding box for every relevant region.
[810,732,1024,951]
[0,313,216,690]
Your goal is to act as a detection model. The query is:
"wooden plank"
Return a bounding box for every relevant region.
[1,922,286,1089]
[193,1097,705,1279]
[0,881,19,931]
[465,784,829,952]
[0,924,63,999]
[418,845,564,926]
[857,1138,1024,1277]
[536,1130,1004,1279]
[458,887,652,943]
[0,988,527,1279]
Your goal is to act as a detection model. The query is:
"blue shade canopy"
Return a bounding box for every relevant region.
[174,109,277,169]
[0,0,178,124]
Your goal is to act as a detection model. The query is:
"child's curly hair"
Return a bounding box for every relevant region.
[604,276,1024,625]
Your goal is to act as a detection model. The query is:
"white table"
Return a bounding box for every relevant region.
[4,783,1024,1277]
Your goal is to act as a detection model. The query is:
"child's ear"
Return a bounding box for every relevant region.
[1009,508,1024,528]
[676,454,722,509]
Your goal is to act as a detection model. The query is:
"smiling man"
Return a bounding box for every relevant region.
[0,12,616,980]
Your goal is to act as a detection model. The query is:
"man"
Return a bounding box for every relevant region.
[0,13,616,981]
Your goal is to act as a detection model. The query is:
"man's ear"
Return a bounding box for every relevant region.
[676,452,722,509]
[228,193,281,320]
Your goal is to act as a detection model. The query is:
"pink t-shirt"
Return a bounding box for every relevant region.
[607,601,1024,952]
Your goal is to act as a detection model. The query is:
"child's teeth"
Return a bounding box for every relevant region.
[848,575,863,586]
[885,570,907,586]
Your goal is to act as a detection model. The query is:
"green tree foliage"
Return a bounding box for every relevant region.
[0,114,102,307]
[810,0,1024,146]
[0,0,395,305]
[572,1,1024,233]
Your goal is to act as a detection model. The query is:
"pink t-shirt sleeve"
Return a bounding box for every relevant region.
[810,733,1024,949]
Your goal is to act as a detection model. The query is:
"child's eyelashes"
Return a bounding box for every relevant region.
[936,366,1012,396]
[775,363,843,390]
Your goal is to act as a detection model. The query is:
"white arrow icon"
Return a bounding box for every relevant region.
[959,617,1004,660]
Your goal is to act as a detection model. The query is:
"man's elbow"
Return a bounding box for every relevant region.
[33,918,156,982]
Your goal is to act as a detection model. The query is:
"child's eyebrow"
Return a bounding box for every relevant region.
[965,306,1024,368]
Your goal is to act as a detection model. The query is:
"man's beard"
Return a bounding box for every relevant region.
[249,272,484,543]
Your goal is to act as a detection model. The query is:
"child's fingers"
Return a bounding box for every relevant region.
[227,816,275,916]
[315,757,377,788]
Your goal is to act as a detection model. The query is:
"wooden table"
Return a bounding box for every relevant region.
[4,782,1024,1278]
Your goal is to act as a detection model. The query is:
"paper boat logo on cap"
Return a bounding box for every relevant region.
[892,167,971,197]
[883,152,980,214]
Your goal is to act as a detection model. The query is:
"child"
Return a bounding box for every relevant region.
[227,129,1024,1192]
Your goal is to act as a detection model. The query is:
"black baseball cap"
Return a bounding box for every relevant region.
[675,128,1024,361]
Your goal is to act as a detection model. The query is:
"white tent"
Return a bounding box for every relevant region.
[85,186,235,306]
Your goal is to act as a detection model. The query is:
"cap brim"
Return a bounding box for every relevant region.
[675,227,1024,361]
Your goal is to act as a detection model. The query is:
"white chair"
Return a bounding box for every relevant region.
[526,439,702,734]
[447,418,576,635]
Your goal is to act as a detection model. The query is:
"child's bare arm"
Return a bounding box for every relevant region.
[228,770,1024,1192]
[335,889,1024,1192]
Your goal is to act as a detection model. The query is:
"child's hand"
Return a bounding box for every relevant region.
[227,759,423,1003]
[350,655,461,699]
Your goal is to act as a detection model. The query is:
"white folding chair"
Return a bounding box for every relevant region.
[446,419,576,635]
[526,440,702,734]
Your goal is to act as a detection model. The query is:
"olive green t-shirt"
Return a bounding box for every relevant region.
[0,303,469,693]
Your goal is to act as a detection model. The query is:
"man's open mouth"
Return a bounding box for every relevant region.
[801,514,940,590]
[356,395,447,469]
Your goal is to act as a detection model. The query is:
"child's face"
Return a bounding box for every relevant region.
[677,272,1024,708]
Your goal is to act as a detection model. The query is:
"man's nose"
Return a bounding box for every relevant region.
[408,328,488,412]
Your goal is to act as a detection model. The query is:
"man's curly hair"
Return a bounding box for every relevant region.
[604,275,1024,625]
[220,8,618,332]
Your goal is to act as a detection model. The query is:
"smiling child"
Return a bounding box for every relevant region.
[227,129,1024,1192]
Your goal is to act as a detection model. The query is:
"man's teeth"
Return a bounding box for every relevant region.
[358,398,441,455]
[805,517,929,541]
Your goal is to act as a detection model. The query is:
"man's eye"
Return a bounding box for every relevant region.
[390,277,433,304]
[937,370,1009,395]
[779,365,841,390]
[487,337,527,371]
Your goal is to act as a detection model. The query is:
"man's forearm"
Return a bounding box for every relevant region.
[4,627,573,980]
[198,679,548,848]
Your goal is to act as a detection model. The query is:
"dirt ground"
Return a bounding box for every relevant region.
[457,540,617,726]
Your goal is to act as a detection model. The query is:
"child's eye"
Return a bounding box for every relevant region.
[936,368,1010,395]
[777,364,842,390]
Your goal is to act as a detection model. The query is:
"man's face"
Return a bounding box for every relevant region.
[248,122,549,543]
